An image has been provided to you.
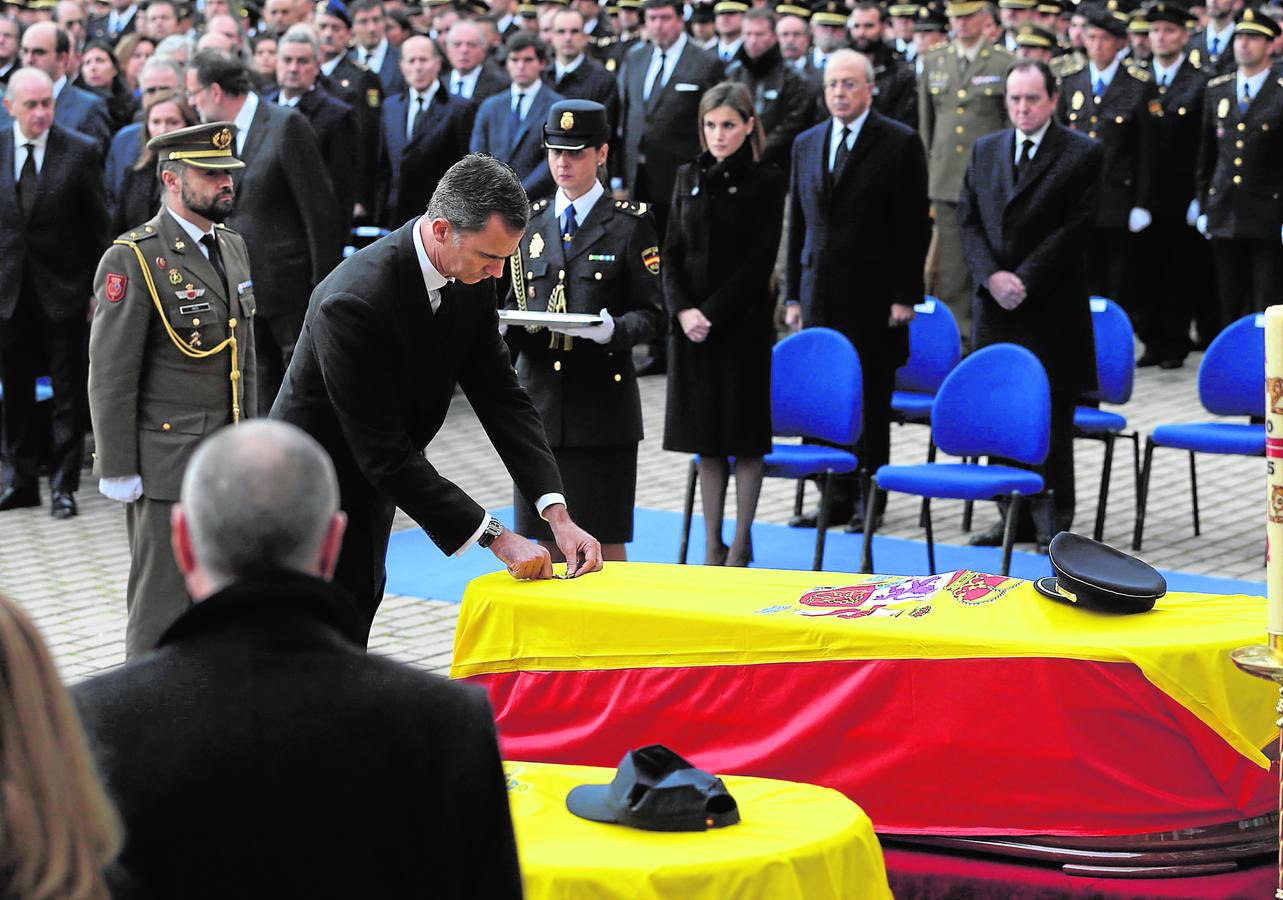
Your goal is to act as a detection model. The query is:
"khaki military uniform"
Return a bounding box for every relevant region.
[918,40,1016,344]
[88,208,257,657]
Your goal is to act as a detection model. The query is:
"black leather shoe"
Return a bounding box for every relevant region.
[1159,357,1184,370]
[1136,351,1162,368]
[50,492,77,519]
[789,503,855,529]
[0,485,40,512]
[635,355,667,376]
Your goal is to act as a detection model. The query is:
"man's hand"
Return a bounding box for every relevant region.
[677,307,711,342]
[889,303,915,328]
[489,528,554,579]
[783,303,802,332]
[1127,207,1152,233]
[1196,213,1209,237]
[986,271,1026,310]
[544,503,603,577]
[1186,199,1200,227]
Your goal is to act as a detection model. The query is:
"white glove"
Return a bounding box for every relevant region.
[549,308,616,345]
[498,320,508,337]
[1279,225,1283,246]
[99,474,143,503]
[1185,199,1200,227]
[1127,207,1152,233]
[1196,214,1209,237]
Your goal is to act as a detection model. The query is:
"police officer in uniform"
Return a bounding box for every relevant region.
[918,0,1015,345]
[1056,1,1153,313]
[504,99,664,562]
[88,122,258,659]
[1195,7,1283,320]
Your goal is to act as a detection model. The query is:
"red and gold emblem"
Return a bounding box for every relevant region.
[105,273,127,303]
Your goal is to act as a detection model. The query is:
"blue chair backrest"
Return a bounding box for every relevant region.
[932,343,1050,465]
[1084,297,1134,405]
[1198,314,1265,417]
[771,327,862,446]
[895,297,961,395]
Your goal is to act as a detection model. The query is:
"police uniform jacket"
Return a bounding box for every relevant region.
[867,41,918,130]
[918,41,1016,203]
[503,193,664,448]
[1142,56,1206,221]
[266,85,360,238]
[1187,28,1236,78]
[1196,71,1283,241]
[1057,60,1154,228]
[88,209,259,501]
[321,56,384,216]
[725,46,817,170]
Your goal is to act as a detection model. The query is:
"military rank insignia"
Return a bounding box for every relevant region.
[529,232,545,259]
[169,269,184,285]
[642,246,660,275]
[1218,97,1230,119]
[105,273,127,303]
[367,88,380,108]
[1071,90,1084,111]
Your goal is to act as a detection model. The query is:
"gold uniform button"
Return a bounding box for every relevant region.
[955,106,965,114]
[955,144,965,153]
[227,317,237,327]
[1209,187,1217,195]
[1114,115,1124,124]
[553,360,561,371]
[1088,130,1097,139]
[1235,157,1243,166]
[162,422,171,431]
[1178,106,1187,115]
[594,272,602,280]
[955,124,965,134]
[613,373,622,382]
[1236,140,1245,148]
[192,318,200,326]
[956,89,967,99]
[1238,122,1246,131]
[1234,174,1243,184]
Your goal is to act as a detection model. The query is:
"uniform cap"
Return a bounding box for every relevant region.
[1015,22,1056,45]
[811,0,847,25]
[1235,5,1280,38]
[714,0,748,12]
[998,0,1037,10]
[1084,1,1129,36]
[774,0,811,17]
[148,121,246,170]
[887,1,919,15]
[543,98,610,150]
[944,0,988,18]
[1142,0,1192,25]
[1032,532,1165,614]
[914,2,948,29]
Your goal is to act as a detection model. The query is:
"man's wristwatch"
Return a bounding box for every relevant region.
[478,516,504,549]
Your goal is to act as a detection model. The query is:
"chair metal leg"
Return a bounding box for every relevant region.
[962,457,975,532]
[1132,438,1155,551]
[814,471,832,571]
[793,479,806,518]
[923,498,936,575]
[926,436,937,463]
[859,485,881,573]
[1188,452,1200,537]
[1000,493,1022,576]
[1093,433,1115,543]
[678,458,697,564]
[1128,432,1141,496]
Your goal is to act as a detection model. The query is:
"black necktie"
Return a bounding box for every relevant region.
[832,125,851,174]
[201,233,228,293]
[17,142,37,219]
[1014,138,1033,182]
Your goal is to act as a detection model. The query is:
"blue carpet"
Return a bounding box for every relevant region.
[384,507,1265,602]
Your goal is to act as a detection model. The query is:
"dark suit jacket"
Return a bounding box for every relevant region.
[620,38,723,204]
[270,221,562,581]
[266,86,360,236]
[446,60,512,140]
[786,110,930,370]
[0,124,108,322]
[469,83,561,200]
[957,122,1103,393]
[55,81,113,158]
[725,47,815,170]
[105,121,143,222]
[321,57,384,214]
[381,88,471,226]
[1141,58,1206,221]
[868,43,917,131]
[72,571,523,900]
[227,96,340,321]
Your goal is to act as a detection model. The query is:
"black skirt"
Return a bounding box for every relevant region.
[514,443,638,543]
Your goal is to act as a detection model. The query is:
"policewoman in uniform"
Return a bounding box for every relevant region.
[88,122,258,659]
[504,99,664,562]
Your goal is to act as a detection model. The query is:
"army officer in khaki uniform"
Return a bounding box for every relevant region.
[918,0,1015,344]
[89,122,257,659]
[504,99,664,562]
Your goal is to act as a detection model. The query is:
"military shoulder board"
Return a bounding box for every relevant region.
[1207,72,1235,88]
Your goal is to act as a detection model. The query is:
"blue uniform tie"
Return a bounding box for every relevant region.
[1093,77,1105,98]
[1240,82,1251,113]
[562,204,577,244]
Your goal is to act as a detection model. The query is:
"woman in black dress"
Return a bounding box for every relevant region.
[662,82,787,566]
[113,90,197,234]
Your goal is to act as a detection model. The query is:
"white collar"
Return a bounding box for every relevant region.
[410,80,439,104]
[450,64,483,89]
[557,53,586,76]
[1152,53,1185,84]
[1209,19,1235,44]
[1088,56,1121,87]
[12,120,49,149]
[653,30,686,61]
[52,74,67,101]
[831,108,870,142]
[717,37,742,55]
[412,216,452,311]
[1015,117,1051,153]
[553,180,604,226]
[166,205,216,247]
[1238,67,1270,98]
[362,35,389,64]
[956,39,981,63]
[232,91,258,151]
[511,79,541,102]
[320,54,342,76]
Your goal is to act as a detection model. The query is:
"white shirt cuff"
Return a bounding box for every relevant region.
[453,513,493,557]
[536,493,566,519]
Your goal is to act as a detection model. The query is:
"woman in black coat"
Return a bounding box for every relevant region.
[662,82,787,566]
[77,40,139,135]
[113,90,197,234]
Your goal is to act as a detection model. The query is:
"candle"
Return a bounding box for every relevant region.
[1265,306,1283,635]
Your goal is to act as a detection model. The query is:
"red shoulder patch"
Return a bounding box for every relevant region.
[105,273,128,303]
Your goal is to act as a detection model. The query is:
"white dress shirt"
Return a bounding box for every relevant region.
[11,121,48,179]
[1088,57,1121,95]
[357,36,389,73]
[554,53,586,83]
[166,206,219,261]
[448,65,483,99]
[410,219,566,551]
[107,4,136,35]
[405,81,439,138]
[1012,117,1050,167]
[828,109,869,171]
[232,90,259,156]
[643,31,686,99]
[51,74,67,102]
[1237,68,1270,107]
[320,54,342,77]
[716,37,742,63]
[1151,54,1185,88]
[509,78,541,119]
[553,179,604,231]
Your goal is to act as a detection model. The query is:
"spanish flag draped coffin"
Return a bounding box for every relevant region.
[452,563,1277,837]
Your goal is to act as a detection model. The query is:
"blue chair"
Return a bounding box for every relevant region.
[343,225,391,259]
[0,376,54,403]
[1074,297,1140,542]
[891,296,962,448]
[1132,314,1265,551]
[861,344,1051,577]
[678,328,862,571]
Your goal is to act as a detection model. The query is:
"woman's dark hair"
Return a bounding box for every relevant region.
[697,82,765,160]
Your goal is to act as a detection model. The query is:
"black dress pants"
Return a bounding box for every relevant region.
[0,288,86,495]
[1212,237,1281,324]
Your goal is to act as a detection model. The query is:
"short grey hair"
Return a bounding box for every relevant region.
[153,33,195,63]
[425,153,530,235]
[827,48,875,84]
[140,53,184,84]
[180,421,340,586]
[280,22,321,59]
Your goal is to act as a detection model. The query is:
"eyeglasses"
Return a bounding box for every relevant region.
[823,78,866,91]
